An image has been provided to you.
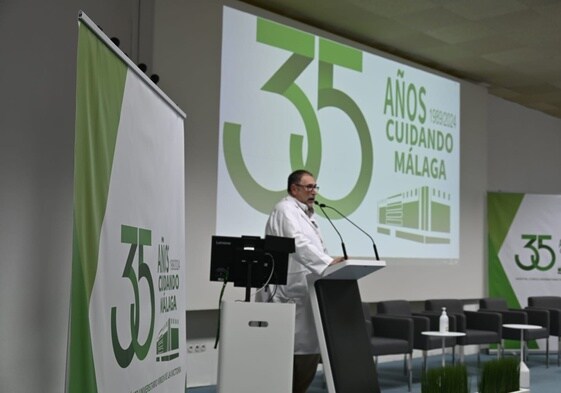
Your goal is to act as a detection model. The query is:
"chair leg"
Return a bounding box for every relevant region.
[452,345,456,364]
[501,339,505,358]
[476,345,480,367]
[407,353,412,392]
[460,345,465,364]
[497,342,502,359]
[546,337,549,368]
[403,354,406,376]
[558,337,560,367]
[423,350,427,373]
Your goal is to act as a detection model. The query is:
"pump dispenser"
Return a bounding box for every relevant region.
[439,307,449,332]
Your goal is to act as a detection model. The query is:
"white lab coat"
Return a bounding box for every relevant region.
[258,195,333,354]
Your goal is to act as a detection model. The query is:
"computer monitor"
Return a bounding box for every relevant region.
[210,235,294,290]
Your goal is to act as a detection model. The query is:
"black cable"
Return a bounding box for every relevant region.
[213,272,229,349]
[254,253,275,299]
[266,279,278,302]
[253,253,279,302]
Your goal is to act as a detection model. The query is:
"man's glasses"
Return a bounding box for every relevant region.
[295,183,320,191]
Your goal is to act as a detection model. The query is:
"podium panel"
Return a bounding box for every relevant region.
[310,259,385,393]
[315,280,380,393]
[217,301,295,393]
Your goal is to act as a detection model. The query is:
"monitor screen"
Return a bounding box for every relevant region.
[210,235,294,288]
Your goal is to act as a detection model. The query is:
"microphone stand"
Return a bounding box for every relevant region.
[319,203,380,261]
[314,201,348,260]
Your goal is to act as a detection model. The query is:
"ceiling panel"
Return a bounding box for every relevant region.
[241,0,561,119]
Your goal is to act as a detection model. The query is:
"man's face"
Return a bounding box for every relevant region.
[290,174,318,208]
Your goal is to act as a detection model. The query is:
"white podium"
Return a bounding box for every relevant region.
[217,301,295,393]
[309,259,386,393]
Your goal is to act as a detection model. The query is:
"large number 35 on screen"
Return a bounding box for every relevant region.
[222,18,373,216]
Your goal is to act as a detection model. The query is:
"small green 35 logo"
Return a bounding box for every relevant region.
[515,234,556,271]
[111,225,155,368]
[222,18,373,216]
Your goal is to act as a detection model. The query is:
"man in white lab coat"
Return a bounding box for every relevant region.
[261,169,345,393]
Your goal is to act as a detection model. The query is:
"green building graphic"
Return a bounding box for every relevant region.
[378,186,451,244]
[156,318,180,362]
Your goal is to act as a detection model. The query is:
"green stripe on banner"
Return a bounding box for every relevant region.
[67,22,127,393]
[487,237,519,304]
[487,192,526,349]
[487,192,524,258]
[487,192,523,305]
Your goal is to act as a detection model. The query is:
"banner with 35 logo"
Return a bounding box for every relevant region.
[488,192,561,326]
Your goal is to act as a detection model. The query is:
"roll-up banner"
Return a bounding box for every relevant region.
[66,12,187,392]
[488,191,561,349]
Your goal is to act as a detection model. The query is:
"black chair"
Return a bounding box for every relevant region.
[528,296,561,366]
[480,297,550,367]
[376,300,457,371]
[424,299,502,365]
[362,303,413,391]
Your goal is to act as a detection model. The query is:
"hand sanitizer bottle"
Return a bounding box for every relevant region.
[439,307,449,332]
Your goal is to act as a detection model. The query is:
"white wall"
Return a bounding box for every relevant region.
[487,96,561,193]
[0,0,152,392]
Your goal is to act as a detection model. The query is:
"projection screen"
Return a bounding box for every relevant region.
[216,6,460,262]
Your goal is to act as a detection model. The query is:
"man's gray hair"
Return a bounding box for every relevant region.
[287,169,314,193]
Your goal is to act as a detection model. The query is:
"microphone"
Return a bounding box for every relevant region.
[314,201,348,260]
[316,201,380,261]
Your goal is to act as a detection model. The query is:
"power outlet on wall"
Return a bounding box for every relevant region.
[187,340,212,354]
[187,341,210,354]
[186,339,218,387]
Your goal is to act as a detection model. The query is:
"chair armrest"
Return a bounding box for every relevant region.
[481,309,527,324]
[549,309,561,332]
[527,306,561,332]
[371,315,413,344]
[451,312,466,331]
[525,307,549,329]
[465,310,502,338]
[410,315,431,343]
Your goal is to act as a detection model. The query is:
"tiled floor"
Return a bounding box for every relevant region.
[188,352,558,392]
